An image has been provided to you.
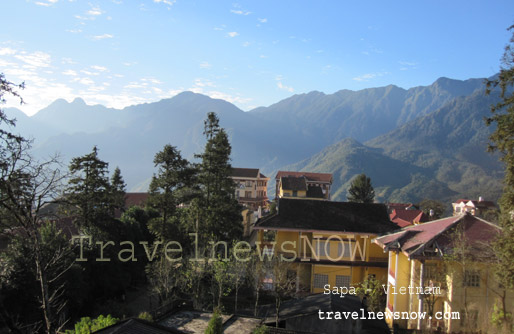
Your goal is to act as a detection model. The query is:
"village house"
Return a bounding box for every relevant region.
[374,213,513,333]
[229,167,270,211]
[387,203,429,228]
[452,197,496,217]
[253,198,399,294]
[275,171,333,200]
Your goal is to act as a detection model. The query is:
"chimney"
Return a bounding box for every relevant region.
[479,196,483,202]
[429,209,434,217]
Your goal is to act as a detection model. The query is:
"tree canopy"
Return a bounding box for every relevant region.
[347,173,375,203]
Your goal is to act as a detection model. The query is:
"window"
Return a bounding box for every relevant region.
[313,274,328,289]
[336,275,351,288]
[317,241,330,257]
[245,191,252,198]
[245,181,252,187]
[338,242,351,258]
[292,190,298,197]
[463,270,480,287]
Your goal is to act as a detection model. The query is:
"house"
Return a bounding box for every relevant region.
[389,208,429,228]
[275,171,332,200]
[253,198,399,294]
[230,168,269,211]
[374,213,513,333]
[452,197,496,217]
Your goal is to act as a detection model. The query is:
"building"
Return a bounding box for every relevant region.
[452,197,496,217]
[230,168,269,211]
[275,171,333,200]
[253,198,399,294]
[387,203,429,228]
[374,213,512,333]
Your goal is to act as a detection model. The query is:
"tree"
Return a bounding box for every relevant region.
[347,174,375,203]
[110,167,126,214]
[66,146,115,235]
[194,112,242,244]
[0,74,75,333]
[65,314,118,334]
[418,199,446,220]
[485,25,514,332]
[147,144,194,241]
[204,308,223,334]
[355,276,386,313]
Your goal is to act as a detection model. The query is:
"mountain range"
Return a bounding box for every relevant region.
[4,75,504,204]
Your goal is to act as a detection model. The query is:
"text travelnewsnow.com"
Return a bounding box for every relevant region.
[318,309,460,321]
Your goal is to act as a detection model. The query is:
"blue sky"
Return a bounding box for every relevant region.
[2,0,514,116]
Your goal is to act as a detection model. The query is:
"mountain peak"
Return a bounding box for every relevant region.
[72,97,86,105]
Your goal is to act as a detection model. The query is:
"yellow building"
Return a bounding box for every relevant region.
[374,213,513,333]
[253,198,399,295]
[275,171,333,200]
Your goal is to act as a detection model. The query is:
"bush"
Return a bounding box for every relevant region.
[138,311,153,322]
[65,314,118,334]
[205,308,223,334]
[252,325,269,334]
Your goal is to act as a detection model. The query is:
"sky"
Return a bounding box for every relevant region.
[1,0,514,116]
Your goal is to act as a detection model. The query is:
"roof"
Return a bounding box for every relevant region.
[453,199,496,209]
[280,176,307,191]
[389,209,428,228]
[275,171,333,183]
[255,198,398,234]
[259,294,389,333]
[231,167,268,179]
[306,185,325,199]
[124,192,149,209]
[94,318,185,334]
[374,213,501,259]
[158,311,232,333]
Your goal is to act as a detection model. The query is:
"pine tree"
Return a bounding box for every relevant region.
[147,144,193,241]
[110,166,126,215]
[66,146,114,234]
[347,173,375,203]
[195,112,242,243]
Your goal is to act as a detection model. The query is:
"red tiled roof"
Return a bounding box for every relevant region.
[374,214,500,259]
[389,209,428,228]
[275,171,332,183]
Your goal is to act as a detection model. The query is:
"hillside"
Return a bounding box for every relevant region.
[5,76,504,203]
[277,89,503,203]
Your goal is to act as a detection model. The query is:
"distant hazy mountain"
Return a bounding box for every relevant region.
[278,88,503,203]
[250,77,485,143]
[6,76,503,203]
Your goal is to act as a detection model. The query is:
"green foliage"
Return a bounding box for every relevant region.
[486,25,514,293]
[66,146,120,235]
[355,276,386,313]
[138,311,154,322]
[347,173,375,203]
[252,325,269,334]
[205,308,223,334]
[417,199,447,220]
[147,144,194,241]
[194,112,242,244]
[491,303,513,329]
[66,314,119,334]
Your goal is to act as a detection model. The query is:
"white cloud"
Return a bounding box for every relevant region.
[193,78,215,88]
[352,71,389,82]
[227,32,239,38]
[15,51,51,68]
[242,41,250,47]
[199,61,211,69]
[258,18,267,23]
[154,0,175,5]
[92,34,114,40]
[231,9,251,15]
[35,0,58,7]
[87,6,103,16]
[0,47,16,56]
[62,69,77,76]
[277,81,294,93]
[91,65,108,72]
[61,57,76,64]
[66,29,83,33]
